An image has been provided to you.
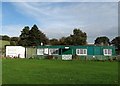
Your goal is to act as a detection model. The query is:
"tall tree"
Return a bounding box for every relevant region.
[18,26,30,46]
[94,36,110,45]
[29,24,49,46]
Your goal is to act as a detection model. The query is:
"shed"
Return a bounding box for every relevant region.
[6,46,25,58]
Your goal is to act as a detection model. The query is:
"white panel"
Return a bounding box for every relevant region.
[18,46,25,58]
[44,48,49,55]
[62,55,72,60]
[37,49,44,55]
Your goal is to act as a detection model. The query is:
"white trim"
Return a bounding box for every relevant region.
[65,47,69,49]
[76,49,87,55]
[103,49,112,56]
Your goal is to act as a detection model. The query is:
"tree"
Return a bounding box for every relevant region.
[72,29,87,45]
[59,29,87,45]
[65,36,73,45]
[29,24,49,46]
[18,26,30,46]
[10,37,19,45]
[111,36,120,46]
[111,36,120,54]
[11,37,19,41]
[94,36,110,46]
[59,37,67,45]
[18,24,49,46]
[2,35,10,41]
[50,38,59,45]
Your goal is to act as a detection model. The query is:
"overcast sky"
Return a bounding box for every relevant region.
[2,1,118,43]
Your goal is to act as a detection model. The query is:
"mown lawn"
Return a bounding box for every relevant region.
[2,59,118,84]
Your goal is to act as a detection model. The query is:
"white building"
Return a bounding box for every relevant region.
[6,46,25,58]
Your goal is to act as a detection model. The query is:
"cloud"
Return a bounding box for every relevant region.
[2,25,25,37]
[3,2,118,43]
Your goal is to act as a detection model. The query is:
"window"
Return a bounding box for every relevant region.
[103,49,112,56]
[49,48,59,55]
[37,49,44,55]
[76,49,87,55]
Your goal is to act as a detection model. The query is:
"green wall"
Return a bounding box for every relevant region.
[36,45,116,56]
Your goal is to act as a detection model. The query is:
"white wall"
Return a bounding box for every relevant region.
[6,46,25,58]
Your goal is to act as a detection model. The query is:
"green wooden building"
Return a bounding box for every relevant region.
[35,45,116,60]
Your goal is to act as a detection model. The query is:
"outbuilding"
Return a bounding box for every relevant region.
[6,46,25,58]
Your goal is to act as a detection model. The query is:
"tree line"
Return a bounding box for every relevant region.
[1,24,120,54]
[1,24,87,46]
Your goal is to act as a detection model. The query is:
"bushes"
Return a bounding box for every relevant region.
[46,55,58,60]
[28,55,119,62]
[46,55,53,59]
[30,55,59,60]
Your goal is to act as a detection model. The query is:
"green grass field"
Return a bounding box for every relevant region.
[2,59,118,84]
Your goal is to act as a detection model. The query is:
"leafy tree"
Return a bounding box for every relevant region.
[111,36,120,46]
[50,38,59,45]
[11,37,19,41]
[59,29,87,45]
[71,29,87,45]
[18,26,30,46]
[2,35,10,41]
[65,36,73,45]
[111,36,120,54]
[10,37,19,45]
[59,37,67,45]
[94,36,110,46]
[29,24,49,46]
